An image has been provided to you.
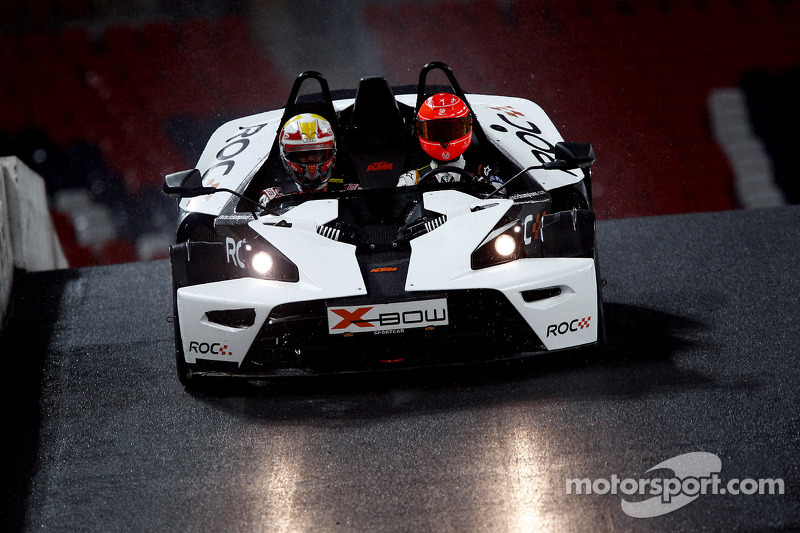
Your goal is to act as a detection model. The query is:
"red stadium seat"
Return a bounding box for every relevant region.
[103,25,140,55]
[50,210,97,267]
[57,0,94,21]
[99,239,137,264]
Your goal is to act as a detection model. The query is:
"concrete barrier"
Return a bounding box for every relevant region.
[0,164,12,330]
[0,157,68,328]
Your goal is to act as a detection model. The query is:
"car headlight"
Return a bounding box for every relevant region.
[243,241,299,282]
[471,221,523,269]
[250,251,274,275]
[493,234,517,256]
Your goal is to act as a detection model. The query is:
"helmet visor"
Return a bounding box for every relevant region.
[417,117,472,143]
[285,148,333,165]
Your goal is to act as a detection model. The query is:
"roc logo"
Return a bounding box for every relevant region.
[370,267,398,273]
[189,341,233,356]
[366,161,393,171]
[547,316,591,337]
[523,211,547,244]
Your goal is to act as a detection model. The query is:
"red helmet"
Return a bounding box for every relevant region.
[416,93,472,161]
[279,113,336,192]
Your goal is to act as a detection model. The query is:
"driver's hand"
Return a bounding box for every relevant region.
[485,175,506,197]
[397,172,417,187]
[258,187,283,206]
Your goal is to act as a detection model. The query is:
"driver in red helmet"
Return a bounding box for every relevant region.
[397,93,503,189]
[259,113,360,205]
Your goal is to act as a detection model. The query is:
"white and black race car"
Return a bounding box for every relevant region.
[164,62,604,387]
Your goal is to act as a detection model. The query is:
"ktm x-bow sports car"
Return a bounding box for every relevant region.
[164,62,604,387]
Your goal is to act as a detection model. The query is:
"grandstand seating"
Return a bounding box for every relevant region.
[363,0,800,219]
[0,14,288,265]
[1,1,798,265]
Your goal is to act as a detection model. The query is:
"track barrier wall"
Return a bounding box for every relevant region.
[0,156,67,328]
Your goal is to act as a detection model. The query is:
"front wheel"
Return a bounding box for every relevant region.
[593,244,607,350]
[176,348,196,387]
[170,240,226,389]
[173,281,199,388]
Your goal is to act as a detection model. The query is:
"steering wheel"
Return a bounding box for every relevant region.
[417,165,476,186]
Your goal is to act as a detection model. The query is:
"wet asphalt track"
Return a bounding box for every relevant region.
[2,206,800,532]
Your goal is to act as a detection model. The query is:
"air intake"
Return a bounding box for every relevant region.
[520,287,562,302]
[205,308,257,329]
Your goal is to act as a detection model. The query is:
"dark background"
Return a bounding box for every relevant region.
[1,0,799,266]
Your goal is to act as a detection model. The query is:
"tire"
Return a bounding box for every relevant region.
[593,243,608,351]
[173,280,194,388]
[170,237,225,390]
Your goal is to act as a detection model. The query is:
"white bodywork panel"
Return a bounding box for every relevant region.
[180,109,283,217]
[178,197,365,365]
[177,190,598,366]
[407,190,597,351]
[469,94,583,190]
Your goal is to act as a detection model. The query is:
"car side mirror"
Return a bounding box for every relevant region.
[163,169,216,198]
[553,142,595,169]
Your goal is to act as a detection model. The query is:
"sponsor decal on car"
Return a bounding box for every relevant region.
[327,298,448,334]
[523,211,546,244]
[510,190,548,202]
[225,237,245,268]
[189,341,234,356]
[202,122,271,182]
[366,161,393,171]
[547,316,591,337]
[487,105,578,175]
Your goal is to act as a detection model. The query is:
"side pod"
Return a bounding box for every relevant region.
[541,209,596,258]
[170,242,227,288]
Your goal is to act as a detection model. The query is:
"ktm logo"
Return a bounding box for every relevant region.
[370,267,397,273]
[366,161,393,171]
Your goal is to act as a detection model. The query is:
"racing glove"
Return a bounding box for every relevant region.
[480,165,506,196]
[258,187,283,206]
[396,169,464,186]
[397,170,418,187]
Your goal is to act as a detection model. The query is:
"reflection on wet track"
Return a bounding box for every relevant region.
[4,208,800,531]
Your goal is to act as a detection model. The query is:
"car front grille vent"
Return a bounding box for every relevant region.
[317,224,342,241]
[424,215,447,233]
